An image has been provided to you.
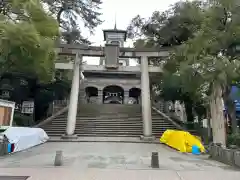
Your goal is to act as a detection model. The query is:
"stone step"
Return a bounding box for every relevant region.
[45,126,174,131]
[78,104,141,107]
[51,117,166,122]
[57,114,143,118]
[45,128,143,131]
[45,121,175,126]
[44,125,175,130]
[47,121,172,125]
[45,131,168,137]
[78,105,141,108]
[45,130,167,135]
[44,125,175,131]
[47,133,142,137]
[42,103,179,138]
[56,113,161,118]
[44,129,174,134]
[47,123,173,128]
[43,121,175,127]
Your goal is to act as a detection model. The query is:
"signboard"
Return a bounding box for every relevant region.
[0,99,15,128]
[235,101,240,111]
[107,33,125,39]
[224,86,240,111]
[21,101,34,114]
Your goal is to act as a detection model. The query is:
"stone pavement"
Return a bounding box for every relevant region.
[0,142,239,180]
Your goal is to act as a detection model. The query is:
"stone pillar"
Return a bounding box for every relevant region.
[63,54,81,139]
[97,90,103,104]
[78,84,86,104]
[99,57,104,65]
[124,91,129,104]
[138,96,141,104]
[126,59,130,66]
[140,56,153,139]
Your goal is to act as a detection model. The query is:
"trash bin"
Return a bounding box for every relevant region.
[0,134,9,156]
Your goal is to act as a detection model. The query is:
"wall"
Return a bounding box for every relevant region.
[0,99,15,129]
[83,77,141,90]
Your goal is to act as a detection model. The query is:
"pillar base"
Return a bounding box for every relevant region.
[140,135,155,141]
[61,134,78,140]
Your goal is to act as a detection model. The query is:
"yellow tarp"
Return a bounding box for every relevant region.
[160,130,205,153]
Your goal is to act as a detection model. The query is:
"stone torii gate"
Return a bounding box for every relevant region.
[56,43,170,140]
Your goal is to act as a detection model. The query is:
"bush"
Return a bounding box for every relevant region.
[227,133,240,148]
[13,113,34,126]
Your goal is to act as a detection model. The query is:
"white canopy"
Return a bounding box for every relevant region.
[2,127,49,153]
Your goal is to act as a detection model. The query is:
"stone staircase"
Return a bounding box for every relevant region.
[41,104,178,137]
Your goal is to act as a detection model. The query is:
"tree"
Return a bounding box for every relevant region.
[34,79,71,122]
[128,0,205,47]
[128,0,240,146]
[0,0,102,44]
[0,0,59,82]
[128,1,206,122]
[167,0,240,146]
[43,0,103,44]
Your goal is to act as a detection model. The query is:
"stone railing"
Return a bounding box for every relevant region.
[208,144,240,168]
[54,100,69,106]
[152,106,185,130]
[34,106,68,128]
[51,100,69,114]
[151,101,203,136]
[152,101,185,129]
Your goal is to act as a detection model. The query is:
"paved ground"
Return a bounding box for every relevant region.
[0,142,239,180]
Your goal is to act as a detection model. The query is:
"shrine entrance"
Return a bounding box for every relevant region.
[129,88,141,104]
[103,85,124,104]
[85,86,98,103]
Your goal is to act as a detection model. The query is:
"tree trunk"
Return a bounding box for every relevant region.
[57,8,64,24]
[185,100,194,122]
[226,99,237,133]
[206,107,213,142]
[209,83,226,147]
[183,99,194,130]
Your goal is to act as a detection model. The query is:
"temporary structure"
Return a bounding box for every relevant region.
[160,130,205,153]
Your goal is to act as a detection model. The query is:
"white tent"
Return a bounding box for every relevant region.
[2,127,49,153]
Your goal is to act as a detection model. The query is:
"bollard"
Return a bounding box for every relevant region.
[54,150,63,166]
[151,152,159,168]
[0,135,9,156]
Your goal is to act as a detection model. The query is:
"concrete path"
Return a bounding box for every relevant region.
[0,142,239,180]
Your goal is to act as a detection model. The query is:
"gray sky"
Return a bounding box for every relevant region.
[83,0,179,64]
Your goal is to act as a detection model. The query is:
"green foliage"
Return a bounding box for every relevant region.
[43,0,103,44]
[0,0,59,83]
[172,0,240,95]
[129,0,240,100]
[34,79,70,121]
[129,0,240,129]
[164,0,240,132]
[128,0,205,47]
[128,1,207,98]
[13,113,34,126]
[1,0,102,44]
[227,133,240,147]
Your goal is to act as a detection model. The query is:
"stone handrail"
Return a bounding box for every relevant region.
[54,100,69,106]
[151,106,185,130]
[33,106,68,128]
[209,144,240,168]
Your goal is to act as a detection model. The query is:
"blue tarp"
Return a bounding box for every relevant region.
[224,86,240,112]
[231,86,240,101]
